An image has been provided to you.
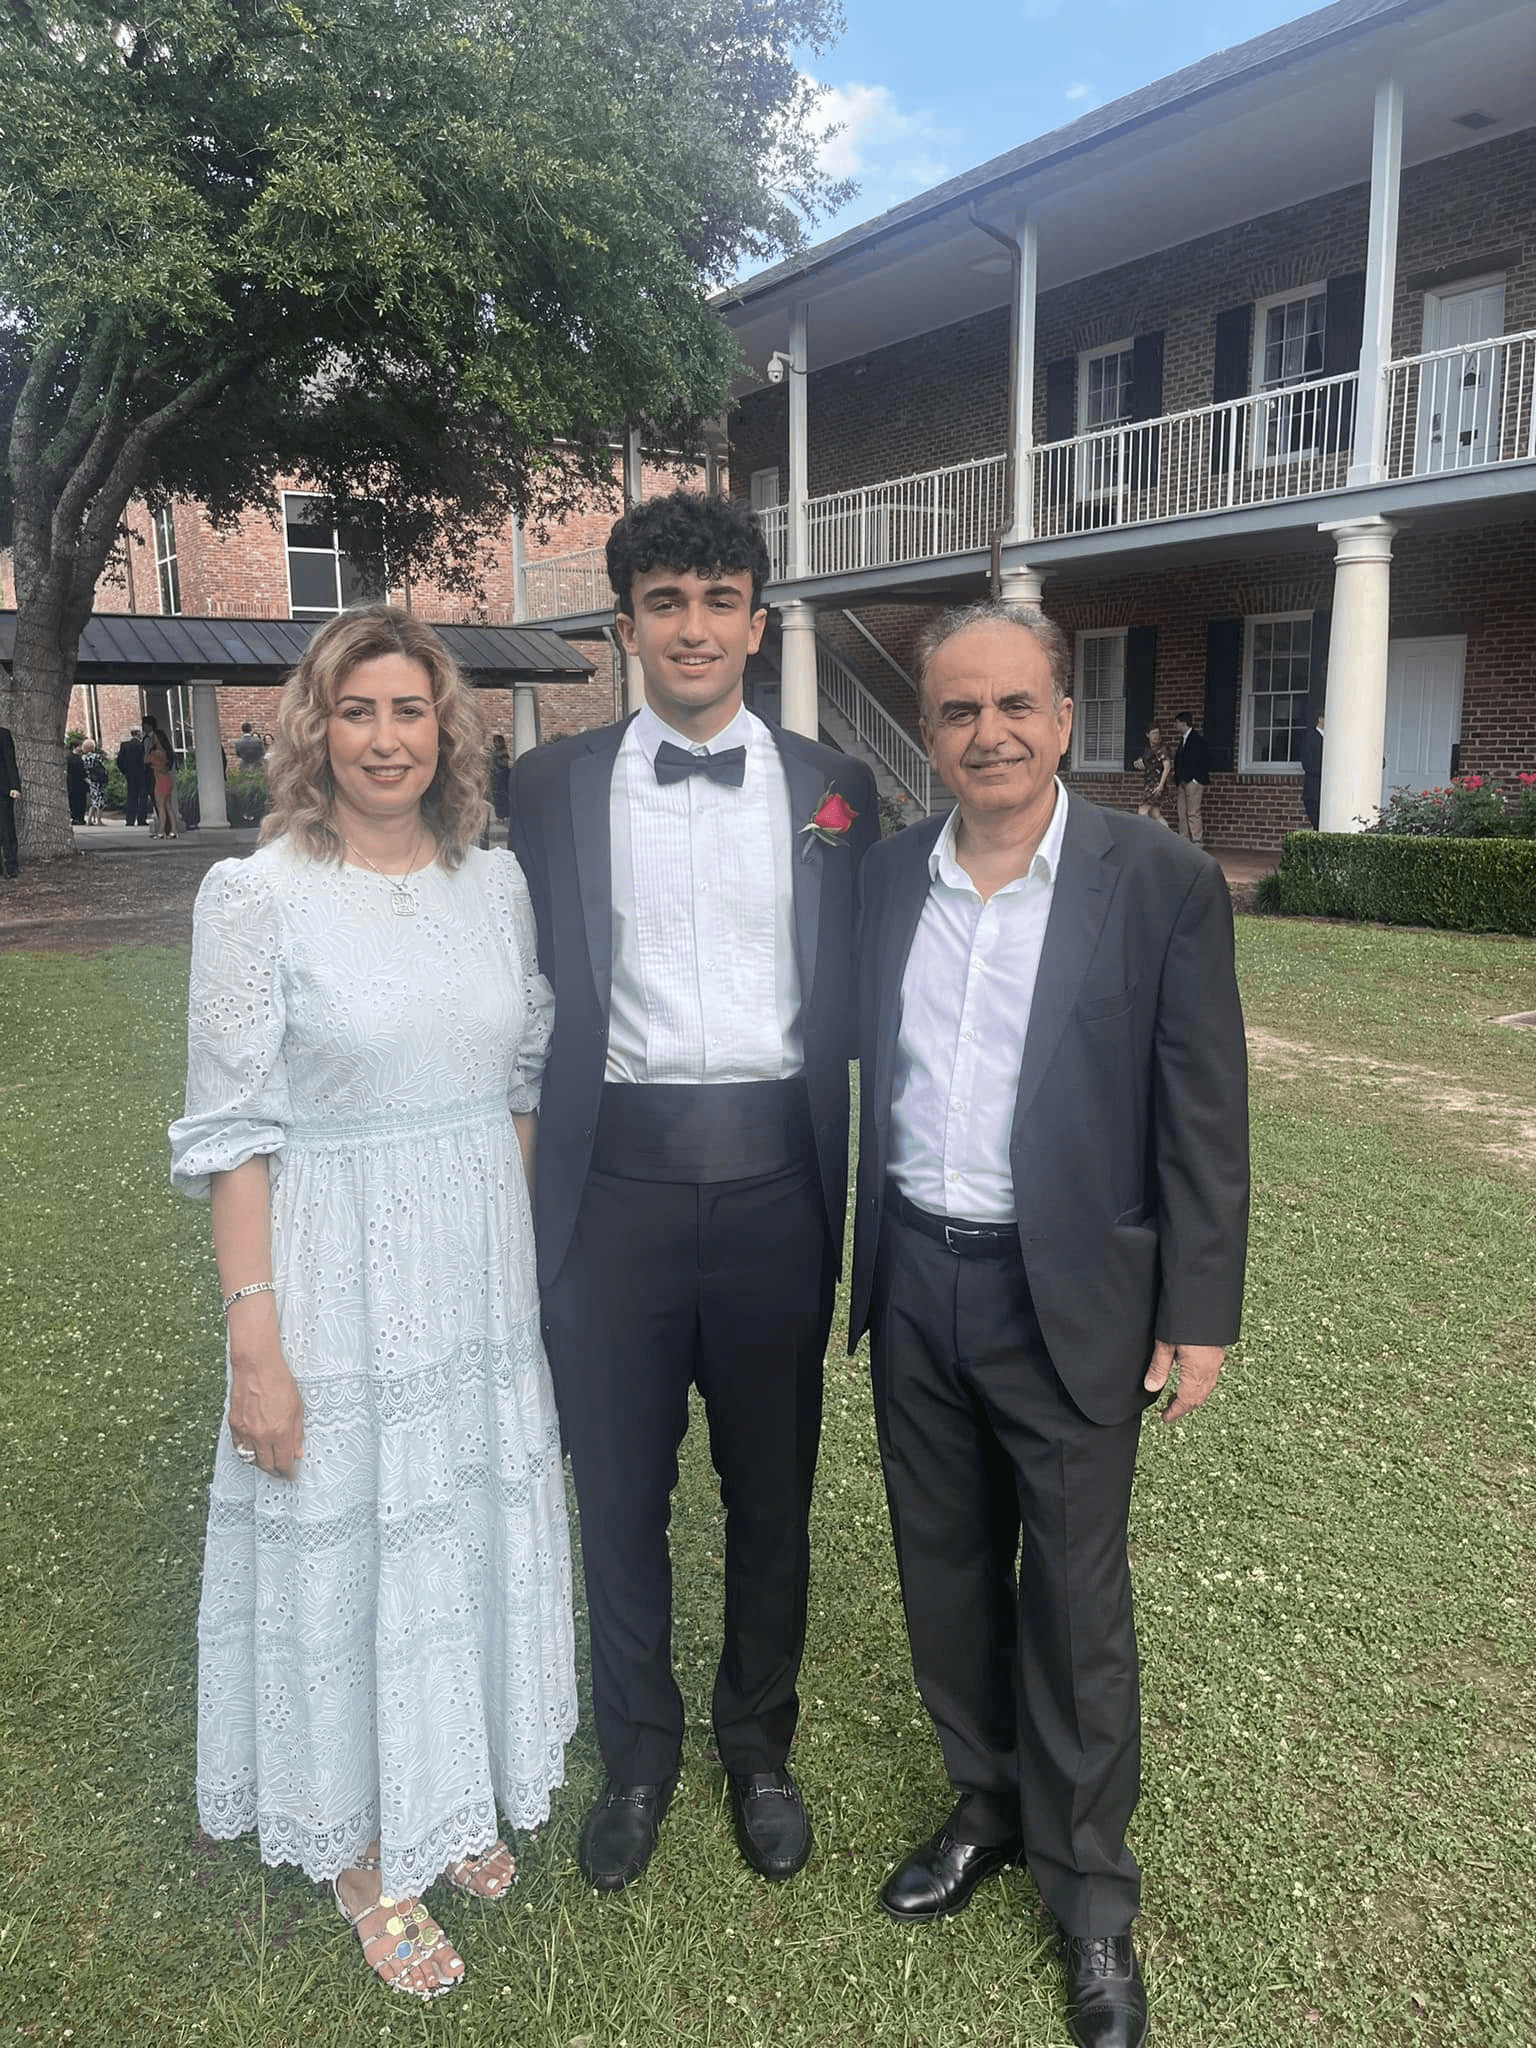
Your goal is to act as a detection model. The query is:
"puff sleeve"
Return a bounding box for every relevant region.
[492,851,555,1115]
[168,859,291,1198]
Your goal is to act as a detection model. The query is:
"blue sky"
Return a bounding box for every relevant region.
[803,0,1320,236]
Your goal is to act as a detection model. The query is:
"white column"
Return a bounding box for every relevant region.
[1347,76,1404,488]
[511,685,539,760]
[623,424,644,509]
[190,682,229,829]
[999,565,1045,607]
[1318,517,1396,830]
[788,302,809,580]
[1011,220,1038,541]
[779,599,817,738]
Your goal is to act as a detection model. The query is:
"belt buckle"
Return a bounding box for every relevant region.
[944,1221,984,1254]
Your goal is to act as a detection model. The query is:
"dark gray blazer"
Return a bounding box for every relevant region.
[850,795,1250,1426]
[511,716,878,1291]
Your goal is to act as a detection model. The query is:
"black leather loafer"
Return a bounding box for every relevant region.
[1061,1931,1149,2048]
[578,1776,677,1891]
[878,1822,1022,1921]
[726,1769,813,1881]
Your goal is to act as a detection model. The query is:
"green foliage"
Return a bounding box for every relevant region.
[4,927,1535,2047]
[1370,773,1524,839]
[223,768,270,828]
[1256,832,1536,935]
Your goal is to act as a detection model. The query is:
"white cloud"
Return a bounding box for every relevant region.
[807,77,958,226]
[1064,81,1093,102]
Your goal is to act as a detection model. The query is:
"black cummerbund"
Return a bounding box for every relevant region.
[591,1078,815,1184]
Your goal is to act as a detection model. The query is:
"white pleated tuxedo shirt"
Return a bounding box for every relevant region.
[888,781,1070,1221]
[605,701,803,1084]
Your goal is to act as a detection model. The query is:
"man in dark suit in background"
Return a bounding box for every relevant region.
[851,603,1248,2048]
[116,728,148,827]
[1171,708,1210,844]
[512,493,877,1893]
[1299,711,1325,829]
[0,726,20,877]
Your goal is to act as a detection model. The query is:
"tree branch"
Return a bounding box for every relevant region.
[43,319,127,480]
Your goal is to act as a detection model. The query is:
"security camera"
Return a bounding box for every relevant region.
[766,351,792,384]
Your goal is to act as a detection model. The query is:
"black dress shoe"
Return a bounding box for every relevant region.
[726,1768,812,1881]
[1060,1931,1149,2048]
[578,1777,676,1891]
[878,1821,1022,1921]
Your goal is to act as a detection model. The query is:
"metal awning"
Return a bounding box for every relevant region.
[0,611,592,687]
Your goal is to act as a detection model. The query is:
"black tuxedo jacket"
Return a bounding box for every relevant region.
[0,728,18,792]
[851,797,1249,1426]
[511,715,878,1291]
[116,736,145,780]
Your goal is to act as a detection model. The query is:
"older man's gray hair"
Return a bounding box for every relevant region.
[914,601,1072,711]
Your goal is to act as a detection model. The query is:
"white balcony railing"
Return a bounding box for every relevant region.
[514,332,1536,620]
[814,636,932,813]
[522,546,609,619]
[806,455,1009,578]
[1383,327,1536,479]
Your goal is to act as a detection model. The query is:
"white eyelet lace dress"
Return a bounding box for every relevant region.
[169,839,577,1900]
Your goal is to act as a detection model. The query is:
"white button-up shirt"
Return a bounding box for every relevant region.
[888,781,1070,1220]
[605,701,803,1084]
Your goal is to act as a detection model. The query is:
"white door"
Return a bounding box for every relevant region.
[1382,637,1466,806]
[1416,280,1506,473]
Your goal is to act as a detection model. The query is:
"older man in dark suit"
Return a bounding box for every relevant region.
[851,602,1248,2048]
[512,493,877,1893]
[0,726,20,877]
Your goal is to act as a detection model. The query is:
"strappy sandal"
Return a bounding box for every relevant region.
[333,1856,464,2002]
[443,1839,517,1899]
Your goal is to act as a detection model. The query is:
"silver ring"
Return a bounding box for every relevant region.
[234,1443,258,1465]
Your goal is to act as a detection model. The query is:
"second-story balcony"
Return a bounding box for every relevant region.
[519,331,1536,620]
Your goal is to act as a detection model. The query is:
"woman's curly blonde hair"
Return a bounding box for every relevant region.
[261,606,488,867]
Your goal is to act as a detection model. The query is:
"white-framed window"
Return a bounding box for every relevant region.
[1252,287,1327,462]
[1242,613,1312,771]
[283,492,385,620]
[1078,341,1135,497]
[1072,630,1127,772]
[153,507,181,616]
[749,467,781,510]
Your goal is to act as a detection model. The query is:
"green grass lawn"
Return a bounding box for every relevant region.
[2,922,1533,2048]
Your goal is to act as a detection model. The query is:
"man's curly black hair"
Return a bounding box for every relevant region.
[606,492,772,616]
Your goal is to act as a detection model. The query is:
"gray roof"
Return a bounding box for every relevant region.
[0,611,592,686]
[721,0,1435,304]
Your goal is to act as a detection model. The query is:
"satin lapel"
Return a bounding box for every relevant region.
[1011,798,1120,1136]
[569,724,625,1015]
[777,736,831,1016]
[874,818,944,1131]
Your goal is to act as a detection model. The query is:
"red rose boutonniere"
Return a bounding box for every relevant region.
[800,785,859,859]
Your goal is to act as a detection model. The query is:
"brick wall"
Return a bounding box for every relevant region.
[731,126,1536,493]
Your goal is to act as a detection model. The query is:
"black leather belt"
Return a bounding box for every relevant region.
[886,1183,1019,1259]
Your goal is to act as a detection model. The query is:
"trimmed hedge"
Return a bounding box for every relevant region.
[1254,832,1536,936]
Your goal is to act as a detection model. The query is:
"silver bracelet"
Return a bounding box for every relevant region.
[222,1281,276,1315]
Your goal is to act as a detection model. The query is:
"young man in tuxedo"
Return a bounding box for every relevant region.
[1171,709,1210,843]
[851,603,1248,2048]
[511,493,877,1891]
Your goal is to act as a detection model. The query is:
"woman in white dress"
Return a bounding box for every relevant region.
[170,607,577,2001]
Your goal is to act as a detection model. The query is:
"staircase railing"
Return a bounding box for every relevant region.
[814,635,931,813]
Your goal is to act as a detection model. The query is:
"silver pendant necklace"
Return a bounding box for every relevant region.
[343,828,428,915]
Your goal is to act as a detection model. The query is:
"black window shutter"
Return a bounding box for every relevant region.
[1308,609,1331,720]
[1045,357,1076,507]
[1322,271,1367,453]
[1211,305,1253,472]
[1123,625,1158,769]
[1203,618,1243,773]
[1128,331,1164,489]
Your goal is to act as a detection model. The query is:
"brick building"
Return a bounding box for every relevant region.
[523,0,1536,851]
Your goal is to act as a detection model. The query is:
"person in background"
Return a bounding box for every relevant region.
[0,725,20,878]
[490,732,512,824]
[117,728,149,826]
[65,737,88,825]
[169,605,576,2004]
[1171,710,1209,844]
[143,715,177,840]
[234,721,267,770]
[1130,724,1171,826]
[81,738,108,824]
[1299,711,1325,829]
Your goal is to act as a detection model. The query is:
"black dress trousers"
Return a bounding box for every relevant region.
[870,1206,1144,1938]
[541,1138,834,1786]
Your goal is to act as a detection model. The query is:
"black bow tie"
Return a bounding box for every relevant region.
[653,740,747,788]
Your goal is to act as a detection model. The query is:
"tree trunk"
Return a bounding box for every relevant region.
[3,600,83,863]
